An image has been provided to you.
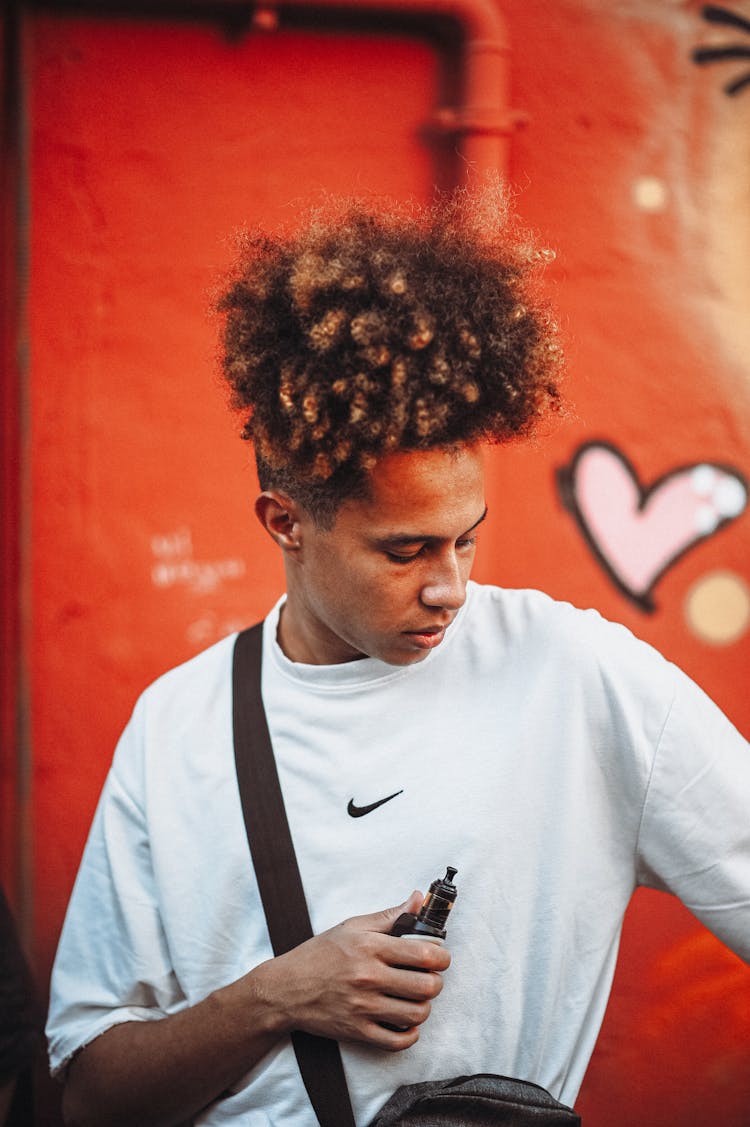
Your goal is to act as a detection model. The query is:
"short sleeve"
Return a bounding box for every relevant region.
[636,666,750,961]
[46,699,187,1076]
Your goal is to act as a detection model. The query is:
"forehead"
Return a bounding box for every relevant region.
[336,446,486,534]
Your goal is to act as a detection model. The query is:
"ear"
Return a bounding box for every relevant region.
[254,491,304,552]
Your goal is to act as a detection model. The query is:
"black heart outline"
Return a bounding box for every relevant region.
[556,440,748,613]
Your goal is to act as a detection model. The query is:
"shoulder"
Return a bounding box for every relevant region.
[135,632,239,719]
[110,632,241,784]
[465,580,653,647]
[462,581,675,694]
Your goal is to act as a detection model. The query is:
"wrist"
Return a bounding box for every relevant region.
[213,957,293,1042]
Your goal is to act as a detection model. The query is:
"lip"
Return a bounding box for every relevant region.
[403,625,448,649]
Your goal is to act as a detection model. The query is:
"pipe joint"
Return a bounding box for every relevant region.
[427,105,528,140]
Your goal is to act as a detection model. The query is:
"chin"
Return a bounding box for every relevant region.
[376,646,432,667]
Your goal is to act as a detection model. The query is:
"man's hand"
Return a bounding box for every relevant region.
[251,891,451,1050]
[62,893,449,1127]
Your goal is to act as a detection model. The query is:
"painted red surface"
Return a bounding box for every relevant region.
[28,9,438,958]
[9,2,750,1123]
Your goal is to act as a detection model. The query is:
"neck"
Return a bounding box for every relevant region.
[276,598,364,666]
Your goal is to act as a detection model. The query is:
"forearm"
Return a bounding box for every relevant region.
[61,895,446,1127]
[62,962,285,1127]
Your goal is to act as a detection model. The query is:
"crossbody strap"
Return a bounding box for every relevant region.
[232,623,357,1127]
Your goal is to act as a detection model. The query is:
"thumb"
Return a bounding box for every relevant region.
[355,890,424,934]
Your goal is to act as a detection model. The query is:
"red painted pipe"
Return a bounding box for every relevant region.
[254,0,517,178]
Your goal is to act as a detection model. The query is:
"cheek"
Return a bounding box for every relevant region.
[363,571,418,618]
[327,570,391,627]
[311,548,418,628]
[317,558,376,616]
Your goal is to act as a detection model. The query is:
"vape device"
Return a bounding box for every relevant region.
[389,866,458,943]
[381,867,458,1031]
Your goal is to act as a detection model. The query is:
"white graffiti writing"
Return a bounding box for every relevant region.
[150,526,246,594]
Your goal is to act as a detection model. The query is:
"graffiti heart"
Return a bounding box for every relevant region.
[557,441,748,611]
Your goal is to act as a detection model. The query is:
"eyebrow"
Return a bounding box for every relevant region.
[372,506,488,549]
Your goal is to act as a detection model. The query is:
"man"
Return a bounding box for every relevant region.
[47,190,749,1126]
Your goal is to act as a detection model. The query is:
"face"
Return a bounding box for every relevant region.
[277,445,487,665]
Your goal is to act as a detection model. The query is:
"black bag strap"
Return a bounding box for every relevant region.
[232,623,357,1127]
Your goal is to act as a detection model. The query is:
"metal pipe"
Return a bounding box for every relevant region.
[254,0,520,179]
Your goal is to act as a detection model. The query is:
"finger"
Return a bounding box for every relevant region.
[377,995,432,1028]
[381,966,445,1002]
[358,1019,422,1052]
[401,889,425,917]
[387,938,451,972]
[345,891,424,935]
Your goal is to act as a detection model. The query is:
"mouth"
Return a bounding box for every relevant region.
[402,624,449,650]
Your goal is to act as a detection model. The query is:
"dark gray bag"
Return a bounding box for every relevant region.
[233,626,581,1127]
[371,1074,580,1126]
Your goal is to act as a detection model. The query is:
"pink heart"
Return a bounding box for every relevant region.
[558,442,747,610]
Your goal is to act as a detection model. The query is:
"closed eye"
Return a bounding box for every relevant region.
[377,506,487,564]
[385,536,477,564]
[386,547,425,564]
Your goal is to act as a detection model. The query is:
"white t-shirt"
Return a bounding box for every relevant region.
[47,583,750,1124]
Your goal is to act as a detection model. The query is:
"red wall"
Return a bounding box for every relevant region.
[5,3,749,1123]
[26,6,440,957]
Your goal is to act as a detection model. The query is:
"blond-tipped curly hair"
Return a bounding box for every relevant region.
[217,186,563,525]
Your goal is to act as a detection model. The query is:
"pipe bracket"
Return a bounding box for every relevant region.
[426,106,529,139]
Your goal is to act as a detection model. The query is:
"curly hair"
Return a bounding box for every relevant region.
[217,185,563,526]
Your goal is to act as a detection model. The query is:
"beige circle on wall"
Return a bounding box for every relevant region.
[684,570,750,645]
[632,176,669,212]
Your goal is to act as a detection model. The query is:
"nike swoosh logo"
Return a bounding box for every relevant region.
[347,790,403,818]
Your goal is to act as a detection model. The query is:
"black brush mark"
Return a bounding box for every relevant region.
[692,5,750,96]
[701,4,750,34]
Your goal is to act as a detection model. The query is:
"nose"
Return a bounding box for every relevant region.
[419,552,467,611]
